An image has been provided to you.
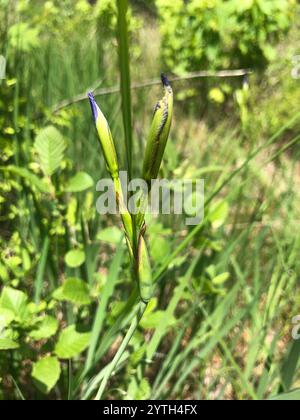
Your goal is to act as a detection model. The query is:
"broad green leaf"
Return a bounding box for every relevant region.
[34,126,66,176]
[262,44,277,61]
[136,378,151,400]
[0,166,50,194]
[129,345,146,367]
[65,171,94,192]
[212,272,230,285]
[31,356,61,393]
[150,235,170,263]
[0,308,15,327]
[140,310,176,329]
[97,227,123,245]
[8,22,39,52]
[209,87,225,104]
[209,200,229,228]
[52,287,65,301]
[126,377,151,400]
[61,278,91,305]
[55,325,91,359]
[236,0,253,12]
[65,249,85,268]
[29,316,58,340]
[0,338,19,350]
[0,287,28,319]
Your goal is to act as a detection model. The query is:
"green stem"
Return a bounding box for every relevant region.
[94,301,147,400]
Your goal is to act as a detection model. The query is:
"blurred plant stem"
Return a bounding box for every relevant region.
[95,301,147,400]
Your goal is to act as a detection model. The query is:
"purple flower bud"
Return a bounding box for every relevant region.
[161,73,170,87]
[88,92,99,122]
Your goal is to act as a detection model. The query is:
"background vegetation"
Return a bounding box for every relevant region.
[0,0,300,400]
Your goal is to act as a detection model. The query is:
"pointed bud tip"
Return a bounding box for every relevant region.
[161,73,170,87]
[87,91,98,122]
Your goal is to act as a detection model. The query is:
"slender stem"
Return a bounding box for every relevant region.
[94,301,147,400]
[68,360,73,401]
[52,69,252,113]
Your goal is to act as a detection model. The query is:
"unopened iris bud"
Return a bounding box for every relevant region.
[88,92,133,246]
[88,92,119,181]
[142,74,173,186]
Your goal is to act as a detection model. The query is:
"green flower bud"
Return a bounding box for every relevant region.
[88,92,119,181]
[142,74,173,185]
[88,92,133,246]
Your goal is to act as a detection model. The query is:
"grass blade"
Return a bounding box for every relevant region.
[84,242,124,374]
[117,0,133,179]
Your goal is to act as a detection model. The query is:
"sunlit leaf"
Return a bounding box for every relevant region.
[34,126,66,176]
[65,172,94,193]
[31,356,61,393]
[29,316,59,341]
[65,249,85,268]
[0,338,19,350]
[55,325,91,359]
[0,287,28,319]
[61,278,91,306]
[97,227,123,245]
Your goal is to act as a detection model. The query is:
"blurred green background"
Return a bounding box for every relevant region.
[0,0,300,400]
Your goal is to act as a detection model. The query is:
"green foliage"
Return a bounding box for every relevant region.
[156,0,296,73]
[64,250,86,268]
[0,338,19,350]
[0,287,28,320]
[31,356,61,394]
[97,226,123,245]
[65,172,94,193]
[29,315,58,340]
[59,278,91,306]
[34,126,66,177]
[8,22,40,52]
[55,325,91,359]
[0,166,51,194]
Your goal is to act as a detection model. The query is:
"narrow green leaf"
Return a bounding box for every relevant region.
[280,338,300,392]
[269,388,300,401]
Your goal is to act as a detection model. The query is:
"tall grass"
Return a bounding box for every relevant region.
[117,0,134,180]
